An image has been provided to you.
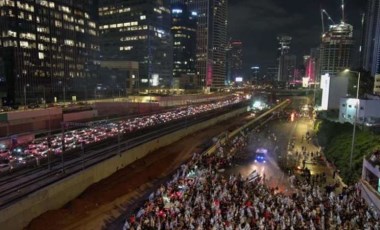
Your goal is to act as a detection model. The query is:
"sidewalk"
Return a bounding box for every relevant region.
[288,118,346,193]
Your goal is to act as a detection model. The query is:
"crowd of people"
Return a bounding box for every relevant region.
[122,132,379,230]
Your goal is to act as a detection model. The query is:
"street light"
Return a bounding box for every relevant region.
[23,84,30,109]
[60,45,67,106]
[343,69,361,170]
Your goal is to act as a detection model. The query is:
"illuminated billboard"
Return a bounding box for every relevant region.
[152,74,159,86]
[321,74,330,110]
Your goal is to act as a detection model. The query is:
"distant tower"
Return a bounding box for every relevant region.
[187,0,228,89]
[229,40,243,83]
[362,0,380,76]
[277,35,293,82]
[319,22,354,77]
[277,35,292,56]
[171,3,197,88]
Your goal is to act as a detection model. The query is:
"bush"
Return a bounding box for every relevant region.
[316,119,380,184]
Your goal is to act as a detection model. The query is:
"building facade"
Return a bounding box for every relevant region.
[187,0,228,89]
[374,74,380,95]
[319,22,354,77]
[362,0,380,76]
[310,47,320,83]
[98,0,172,89]
[229,40,242,83]
[0,0,98,105]
[320,73,349,110]
[171,3,197,88]
[339,97,380,125]
[277,35,293,83]
[361,156,380,213]
[266,66,278,82]
[170,0,228,89]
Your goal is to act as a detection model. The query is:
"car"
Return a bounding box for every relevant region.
[254,152,266,163]
[0,163,11,173]
[27,103,40,109]
[0,148,10,158]
[254,148,268,163]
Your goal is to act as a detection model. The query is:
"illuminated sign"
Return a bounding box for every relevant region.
[321,74,330,110]
[191,11,197,16]
[235,77,243,82]
[152,74,159,86]
[172,9,182,14]
[302,77,310,88]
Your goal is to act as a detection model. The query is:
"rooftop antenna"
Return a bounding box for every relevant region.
[320,8,325,34]
[341,0,345,23]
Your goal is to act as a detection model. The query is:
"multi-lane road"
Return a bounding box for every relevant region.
[0,96,251,209]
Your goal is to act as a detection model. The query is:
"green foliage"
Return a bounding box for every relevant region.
[314,119,352,147]
[316,119,380,184]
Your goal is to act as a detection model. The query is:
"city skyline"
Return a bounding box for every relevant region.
[0,0,373,105]
[229,0,366,74]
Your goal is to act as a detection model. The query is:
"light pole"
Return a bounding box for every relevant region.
[60,45,67,106]
[23,84,29,109]
[343,69,361,170]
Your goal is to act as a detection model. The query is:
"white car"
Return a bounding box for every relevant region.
[0,163,12,173]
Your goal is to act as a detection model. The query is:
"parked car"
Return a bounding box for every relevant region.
[28,103,40,109]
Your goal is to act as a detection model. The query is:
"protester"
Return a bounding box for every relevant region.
[123,138,379,229]
[122,119,380,229]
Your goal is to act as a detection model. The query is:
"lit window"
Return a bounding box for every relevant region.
[140,15,146,20]
[38,52,45,59]
[38,43,44,50]
[64,39,74,46]
[20,41,29,48]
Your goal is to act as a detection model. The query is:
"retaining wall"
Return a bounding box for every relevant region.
[0,107,246,230]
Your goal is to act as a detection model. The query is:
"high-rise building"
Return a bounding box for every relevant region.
[98,0,173,88]
[319,22,354,77]
[310,47,320,83]
[184,0,227,89]
[266,66,278,81]
[282,54,297,83]
[362,0,380,76]
[171,3,197,88]
[277,35,292,83]
[229,40,243,82]
[171,0,228,89]
[0,0,98,105]
[250,66,260,84]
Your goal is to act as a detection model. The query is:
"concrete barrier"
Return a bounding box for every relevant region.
[0,107,247,230]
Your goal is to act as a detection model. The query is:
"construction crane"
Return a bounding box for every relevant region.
[320,9,336,34]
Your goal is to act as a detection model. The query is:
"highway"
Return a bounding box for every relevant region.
[0,101,246,209]
[0,98,290,211]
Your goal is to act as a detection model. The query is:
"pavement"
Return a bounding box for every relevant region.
[229,115,346,196]
[287,117,346,192]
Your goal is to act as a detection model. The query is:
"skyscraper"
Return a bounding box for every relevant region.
[277,35,292,83]
[98,0,173,88]
[0,0,98,105]
[319,22,354,77]
[310,47,320,83]
[229,40,243,83]
[171,3,197,88]
[362,0,380,76]
[175,0,227,89]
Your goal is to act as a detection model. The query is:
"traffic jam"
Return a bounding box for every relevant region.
[0,96,246,173]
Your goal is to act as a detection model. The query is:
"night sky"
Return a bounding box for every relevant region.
[228,0,366,76]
